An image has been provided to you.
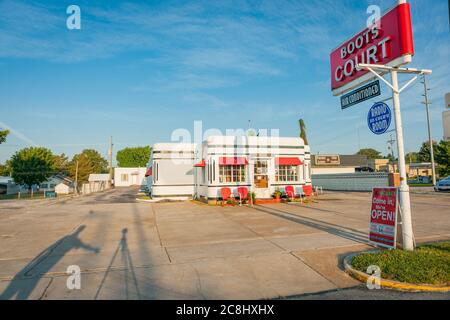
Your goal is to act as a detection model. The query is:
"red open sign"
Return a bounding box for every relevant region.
[369,187,398,249]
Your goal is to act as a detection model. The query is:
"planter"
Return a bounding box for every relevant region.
[255,198,282,205]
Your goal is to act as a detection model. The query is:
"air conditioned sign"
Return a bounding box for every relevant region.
[341,80,381,109]
[369,187,398,249]
[330,3,414,96]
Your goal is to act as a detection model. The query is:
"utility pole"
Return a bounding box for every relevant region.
[421,75,437,186]
[357,126,361,151]
[75,160,79,194]
[387,134,396,172]
[108,136,113,187]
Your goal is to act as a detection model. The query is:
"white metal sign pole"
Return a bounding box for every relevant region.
[357,64,432,251]
[390,69,414,251]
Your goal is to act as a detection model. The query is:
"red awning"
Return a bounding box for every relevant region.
[219,157,248,165]
[194,159,206,167]
[275,157,303,166]
[145,167,152,177]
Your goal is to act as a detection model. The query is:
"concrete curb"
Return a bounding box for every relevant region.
[135,198,187,203]
[343,252,450,292]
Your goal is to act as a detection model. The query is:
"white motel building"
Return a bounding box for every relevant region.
[146,135,312,200]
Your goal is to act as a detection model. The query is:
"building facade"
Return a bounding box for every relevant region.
[40,175,74,192]
[312,154,369,174]
[114,167,147,187]
[55,181,75,194]
[147,136,311,200]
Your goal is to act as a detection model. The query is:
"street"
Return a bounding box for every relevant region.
[0,188,449,300]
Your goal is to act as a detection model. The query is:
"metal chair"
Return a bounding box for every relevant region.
[236,187,249,206]
[285,185,295,201]
[303,185,313,197]
[220,187,232,207]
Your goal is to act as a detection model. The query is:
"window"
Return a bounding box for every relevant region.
[202,166,206,184]
[275,165,298,182]
[219,165,246,183]
[121,174,128,182]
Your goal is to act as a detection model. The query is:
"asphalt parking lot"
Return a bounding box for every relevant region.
[0,187,449,300]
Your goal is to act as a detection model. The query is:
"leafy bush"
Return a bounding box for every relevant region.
[352,242,450,285]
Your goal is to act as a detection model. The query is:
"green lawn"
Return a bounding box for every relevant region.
[136,195,152,200]
[352,242,450,286]
[408,183,434,187]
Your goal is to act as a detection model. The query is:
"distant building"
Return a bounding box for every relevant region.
[407,163,434,180]
[114,167,147,187]
[83,174,111,194]
[88,174,111,183]
[55,181,75,194]
[40,174,74,192]
[311,154,369,175]
[0,176,20,195]
[368,159,390,172]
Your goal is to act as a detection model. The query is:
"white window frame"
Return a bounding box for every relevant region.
[275,165,299,182]
[219,165,246,183]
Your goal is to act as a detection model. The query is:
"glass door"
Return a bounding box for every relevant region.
[254,160,268,188]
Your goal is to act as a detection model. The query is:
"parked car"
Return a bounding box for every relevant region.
[434,176,450,192]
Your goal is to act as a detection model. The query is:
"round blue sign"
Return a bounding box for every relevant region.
[367,102,392,135]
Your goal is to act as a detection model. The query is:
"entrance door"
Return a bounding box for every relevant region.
[254,159,271,198]
[131,173,139,185]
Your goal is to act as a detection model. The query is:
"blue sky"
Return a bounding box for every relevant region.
[0,0,449,163]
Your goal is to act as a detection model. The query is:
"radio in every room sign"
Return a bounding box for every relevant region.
[369,188,398,249]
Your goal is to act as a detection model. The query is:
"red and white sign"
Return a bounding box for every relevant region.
[369,187,398,248]
[330,3,414,96]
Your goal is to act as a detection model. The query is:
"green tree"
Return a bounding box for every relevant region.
[299,119,309,145]
[405,152,419,163]
[52,153,69,175]
[418,141,438,162]
[69,149,108,186]
[435,140,450,177]
[0,129,9,144]
[79,149,108,173]
[386,153,397,163]
[10,147,55,188]
[0,160,12,176]
[356,148,382,159]
[116,146,151,167]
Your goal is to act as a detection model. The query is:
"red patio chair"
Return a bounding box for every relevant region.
[236,187,249,206]
[220,187,232,207]
[303,185,313,197]
[285,185,295,201]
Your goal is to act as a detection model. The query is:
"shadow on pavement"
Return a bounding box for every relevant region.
[0,225,99,300]
[94,228,141,300]
[251,205,369,244]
